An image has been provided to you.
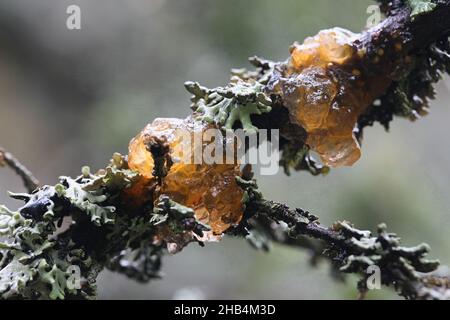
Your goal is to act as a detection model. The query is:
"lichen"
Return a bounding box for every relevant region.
[0,154,162,299]
[185,79,272,133]
[358,36,450,133]
[408,0,437,18]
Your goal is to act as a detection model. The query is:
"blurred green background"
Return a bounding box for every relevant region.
[1,0,450,300]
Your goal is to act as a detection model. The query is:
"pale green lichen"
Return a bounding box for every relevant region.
[0,152,213,299]
[185,57,274,133]
[408,0,437,18]
[185,80,272,133]
[38,259,74,300]
[57,178,116,226]
[152,195,209,237]
[0,257,35,298]
[0,154,144,299]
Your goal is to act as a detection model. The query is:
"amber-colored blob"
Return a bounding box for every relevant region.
[268,28,387,167]
[290,28,357,70]
[283,67,338,132]
[121,176,155,210]
[128,117,244,234]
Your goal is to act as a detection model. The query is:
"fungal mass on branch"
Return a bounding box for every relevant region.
[127,117,244,235]
[266,28,399,167]
[127,23,439,235]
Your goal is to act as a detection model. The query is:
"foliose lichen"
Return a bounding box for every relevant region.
[0,153,209,299]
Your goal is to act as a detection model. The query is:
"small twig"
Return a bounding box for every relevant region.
[0,147,39,193]
[244,197,450,299]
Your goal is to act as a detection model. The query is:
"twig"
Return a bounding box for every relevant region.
[242,196,450,299]
[0,147,39,193]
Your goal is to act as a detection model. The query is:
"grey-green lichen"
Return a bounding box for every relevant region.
[186,56,327,176]
[231,177,448,299]
[0,202,98,299]
[185,80,272,133]
[358,25,450,135]
[185,56,274,133]
[408,0,437,18]
[0,153,207,299]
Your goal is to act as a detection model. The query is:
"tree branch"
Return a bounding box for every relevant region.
[0,147,39,193]
[1,0,450,300]
[242,196,449,299]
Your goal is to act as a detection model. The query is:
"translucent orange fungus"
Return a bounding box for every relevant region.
[128,117,244,234]
[269,28,390,167]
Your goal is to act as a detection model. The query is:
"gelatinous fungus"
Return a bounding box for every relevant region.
[267,28,391,167]
[128,117,244,234]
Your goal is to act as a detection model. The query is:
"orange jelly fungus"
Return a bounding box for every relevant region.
[270,28,389,167]
[128,118,244,234]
